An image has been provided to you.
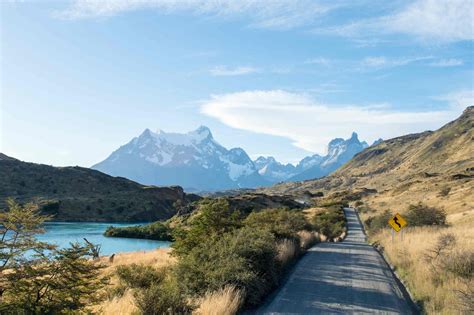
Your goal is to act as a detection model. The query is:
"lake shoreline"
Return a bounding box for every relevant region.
[38,222,171,256]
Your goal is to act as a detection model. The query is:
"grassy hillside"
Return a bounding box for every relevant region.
[0,154,200,222]
[263,106,473,218]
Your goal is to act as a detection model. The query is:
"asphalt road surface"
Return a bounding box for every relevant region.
[255,207,416,314]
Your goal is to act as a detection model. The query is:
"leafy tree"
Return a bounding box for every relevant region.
[105,221,172,241]
[0,199,107,314]
[405,203,447,226]
[0,199,53,270]
[172,199,241,256]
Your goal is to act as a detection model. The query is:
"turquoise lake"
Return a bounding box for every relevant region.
[37,222,170,256]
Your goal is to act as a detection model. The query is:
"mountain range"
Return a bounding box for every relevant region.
[93,127,374,191]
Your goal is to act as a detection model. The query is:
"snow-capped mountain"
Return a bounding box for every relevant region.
[92,126,269,191]
[254,156,297,183]
[289,132,369,181]
[253,132,372,183]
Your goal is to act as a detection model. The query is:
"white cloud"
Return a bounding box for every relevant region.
[304,57,331,66]
[429,58,464,67]
[314,0,474,43]
[209,66,259,76]
[57,1,473,42]
[56,0,337,29]
[200,90,460,154]
[386,0,473,42]
[434,89,474,110]
[360,55,433,70]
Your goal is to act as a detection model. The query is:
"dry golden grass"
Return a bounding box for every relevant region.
[100,248,174,269]
[99,289,138,315]
[194,286,243,315]
[95,249,174,314]
[298,230,319,250]
[276,239,298,267]
[374,223,474,314]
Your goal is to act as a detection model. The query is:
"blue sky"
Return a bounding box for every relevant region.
[1,0,473,166]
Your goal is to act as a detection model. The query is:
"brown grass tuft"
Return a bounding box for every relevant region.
[276,239,299,268]
[195,286,243,315]
[298,230,319,250]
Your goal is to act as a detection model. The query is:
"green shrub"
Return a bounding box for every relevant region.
[115,264,191,314]
[172,199,241,256]
[364,210,393,234]
[134,275,191,315]
[115,264,165,289]
[243,208,308,240]
[104,221,172,241]
[176,227,278,307]
[405,203,447,227]
[312,205,346,239]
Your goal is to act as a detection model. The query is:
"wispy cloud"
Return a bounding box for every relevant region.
[209,66,259,76]
[434,89,474,110]
[56,0,338,29]
[304,57,331,66]
[56,0,473,43]
[314,0,474,43]
[359,55,433,70]
[429,58,464,67]
[200,90,460,154]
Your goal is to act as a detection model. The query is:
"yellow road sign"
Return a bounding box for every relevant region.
[388,213,407,232]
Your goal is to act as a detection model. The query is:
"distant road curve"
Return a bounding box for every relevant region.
[254,207,417,314]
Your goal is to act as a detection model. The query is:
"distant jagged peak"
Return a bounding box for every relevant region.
[371,138,383,146]
[138,125,215,146]
[194,125,212,136]
[255,156,277,164]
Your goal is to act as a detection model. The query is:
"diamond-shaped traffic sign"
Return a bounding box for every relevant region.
[388,213,407,232]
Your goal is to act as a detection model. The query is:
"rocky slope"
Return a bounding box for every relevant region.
[0,154,201,222]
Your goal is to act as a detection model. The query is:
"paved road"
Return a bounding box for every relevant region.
[255,207,415,314]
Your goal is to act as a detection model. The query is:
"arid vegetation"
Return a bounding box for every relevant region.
[374,224,473,314]
[356,201,473,314]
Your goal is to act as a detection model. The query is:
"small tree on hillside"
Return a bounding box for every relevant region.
[172,198,241,256]
[405,203,447,227]
[0,199,108,314]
